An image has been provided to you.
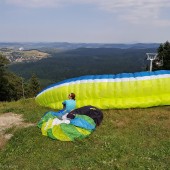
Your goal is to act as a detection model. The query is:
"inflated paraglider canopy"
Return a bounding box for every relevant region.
[36,70,170,109]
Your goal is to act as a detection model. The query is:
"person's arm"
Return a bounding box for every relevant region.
[62,100,66,109]
[62,100,66,104]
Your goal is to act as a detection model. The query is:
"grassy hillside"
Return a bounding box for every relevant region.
[0,99,169,169]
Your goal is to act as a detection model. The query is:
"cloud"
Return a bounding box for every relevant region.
[6,0,62,8]
[92,0,170,24]
[5,0,170,26]
[6,0,170,9]
[153,19,170,27]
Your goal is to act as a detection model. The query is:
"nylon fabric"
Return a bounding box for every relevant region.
[60,124,86,141]
[52,125,71,141]
[35,70,170,109]
[70,116,95,130]
[38,112,96,141]
[75,127,91,136]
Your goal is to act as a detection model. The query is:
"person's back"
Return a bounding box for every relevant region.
[60,93,76,118]
[40,93,76,120]
[63,99,76,113]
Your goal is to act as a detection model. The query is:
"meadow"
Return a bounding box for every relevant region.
[0,99,169,170]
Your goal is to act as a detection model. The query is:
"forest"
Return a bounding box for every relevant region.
[1,41,170,101]
[8,48,157,85]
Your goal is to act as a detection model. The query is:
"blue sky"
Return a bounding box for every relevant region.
[0,0,170,43]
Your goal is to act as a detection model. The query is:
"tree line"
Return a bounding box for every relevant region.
[0,53,40,101]
[152,41,170,70]
[9,47,154,86]
[1,41,170,102]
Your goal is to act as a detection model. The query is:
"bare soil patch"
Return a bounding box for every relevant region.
[0,112,35,149]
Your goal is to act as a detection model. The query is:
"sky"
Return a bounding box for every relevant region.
[0,0,170,43]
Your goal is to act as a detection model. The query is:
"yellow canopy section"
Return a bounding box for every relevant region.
[35,70,170,109]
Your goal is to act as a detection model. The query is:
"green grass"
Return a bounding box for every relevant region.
[0,98,48,123]
[0,99,170,170]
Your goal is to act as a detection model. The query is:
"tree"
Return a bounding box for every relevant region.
[0,53,10,76]
[28,74,41,98]
[0,53,26,101]
[6,72,25,100]
[153,41,170,70]
[0,53,10,101]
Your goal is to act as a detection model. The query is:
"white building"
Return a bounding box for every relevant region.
[19,47,24,51]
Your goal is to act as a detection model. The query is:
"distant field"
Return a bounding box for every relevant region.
[0,99,169,169]
[0,48,50,63]
[22,50,49,59]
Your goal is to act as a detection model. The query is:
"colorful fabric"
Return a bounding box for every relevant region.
[38,111,96,141]
[50,109,65,119]
[35,70,170,109]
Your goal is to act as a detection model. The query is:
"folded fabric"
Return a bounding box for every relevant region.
[38,111,96,141]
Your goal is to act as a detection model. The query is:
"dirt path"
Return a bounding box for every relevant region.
[0,112,35,149]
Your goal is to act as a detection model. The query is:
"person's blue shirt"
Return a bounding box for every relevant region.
[52,99,76,118]
[62,99,76,113]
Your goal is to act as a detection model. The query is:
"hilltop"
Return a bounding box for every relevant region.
[0,99,169,169]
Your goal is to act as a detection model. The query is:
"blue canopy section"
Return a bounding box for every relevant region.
[37,70,170,95]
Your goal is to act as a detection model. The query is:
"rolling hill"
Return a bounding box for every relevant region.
[8,47,157,87]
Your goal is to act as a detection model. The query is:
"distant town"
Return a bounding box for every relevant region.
[0,47,50,63]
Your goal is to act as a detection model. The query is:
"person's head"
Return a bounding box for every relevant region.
[68,93,76,100]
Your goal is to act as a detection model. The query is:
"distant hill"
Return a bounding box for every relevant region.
[0,48,50,63]
[0,42,160,50]
[8,47,157,87]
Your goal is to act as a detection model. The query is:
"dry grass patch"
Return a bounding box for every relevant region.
[0,112,35,149]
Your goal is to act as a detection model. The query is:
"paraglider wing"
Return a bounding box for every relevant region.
[35,70,170,109]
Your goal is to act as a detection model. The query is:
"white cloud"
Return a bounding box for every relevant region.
[5,0,170,26]
[6,0,62,8]
[92,0,170,25]
[153,19,170,27]
[6,0,170,9]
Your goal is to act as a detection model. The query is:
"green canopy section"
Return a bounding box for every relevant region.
[38,111,96,141]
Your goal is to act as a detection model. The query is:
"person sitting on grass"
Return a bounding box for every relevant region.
[54,93,76,119]
[38,93,76,127]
